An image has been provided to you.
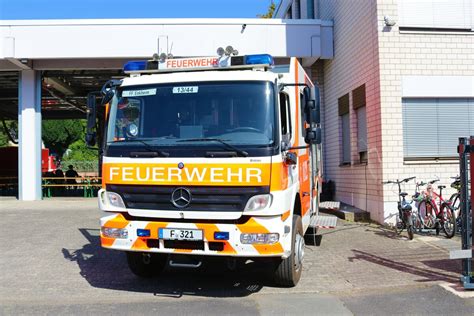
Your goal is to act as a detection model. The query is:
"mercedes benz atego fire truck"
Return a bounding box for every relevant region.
[86,51,331,286]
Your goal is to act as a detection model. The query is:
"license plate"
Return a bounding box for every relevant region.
[159,228,203,241]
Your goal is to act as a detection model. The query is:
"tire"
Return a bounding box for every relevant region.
[395,215,405,235]
[442,205,456,239]
[450,194,460,218]
[418,200,437,229]
[274,215,304,287]
[126,252,167,278]
[407,225,414,240]
[412,211,423,231]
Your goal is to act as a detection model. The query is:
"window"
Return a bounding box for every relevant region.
[285,6,292,19]
[279,92,291,141]
[106,81,276,147]
[339,94,350,164]
[402,98,474,159]
[300,92,306,136]
[294,0,301,19]
[398,0,474,30]
[353,84,367,163]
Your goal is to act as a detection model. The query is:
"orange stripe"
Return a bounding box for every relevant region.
[237,218,283,255]
[103,163,271,186]
[281,210,291,222]
[294,58,300,148]
[101,236,115,247]
[195,223,236,254]
[131,238,149,250]
[103,213,129,229]
[270,162,289,191]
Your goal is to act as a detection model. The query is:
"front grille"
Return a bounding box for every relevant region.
[107,184,269,212]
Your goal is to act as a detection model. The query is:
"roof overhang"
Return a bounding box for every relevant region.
[0,18,333,70]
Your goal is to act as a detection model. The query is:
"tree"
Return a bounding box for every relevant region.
[258,0,276,19]
[42,119,83,159]
[0,120,18,147]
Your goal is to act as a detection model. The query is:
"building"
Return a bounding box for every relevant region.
[276,0,474,223]
[0,18,334,200]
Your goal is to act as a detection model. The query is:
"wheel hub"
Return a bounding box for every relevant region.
[295,233,305,271]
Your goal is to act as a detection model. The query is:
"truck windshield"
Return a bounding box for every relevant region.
[106,81,276,149]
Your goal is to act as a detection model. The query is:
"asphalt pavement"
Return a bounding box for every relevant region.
[0,197,473,315]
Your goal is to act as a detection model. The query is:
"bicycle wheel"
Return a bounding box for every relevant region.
[395,215,405,235]
[449,193,460,217]
[418,200,437,229]
[442,205,456,238]
[407,225,414,240]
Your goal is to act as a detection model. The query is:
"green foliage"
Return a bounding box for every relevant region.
[0,130,8,147]
[42,119,83,159]
[0,120,18,147]
[258,0,276,18]
[63,138,98,162]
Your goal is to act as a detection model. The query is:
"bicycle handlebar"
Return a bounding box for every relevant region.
[382,177,416,185]
[403,176,416,182]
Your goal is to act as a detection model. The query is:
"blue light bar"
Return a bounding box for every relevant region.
[137,229,151,237]
[244,54,274,66]
[214,231,229,240]
[123,60,147,72]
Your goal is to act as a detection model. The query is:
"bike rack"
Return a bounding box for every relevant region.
[456,137,474,289]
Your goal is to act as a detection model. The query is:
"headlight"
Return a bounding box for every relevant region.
[240,233,279,244]
[101,227,128,239]
[106,192,126,208]
[244,194,272,212]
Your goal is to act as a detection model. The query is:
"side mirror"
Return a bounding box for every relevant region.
[102,90,114,105]
[304,127,322,145]
[86,93,97,147]
[305,100,320,125]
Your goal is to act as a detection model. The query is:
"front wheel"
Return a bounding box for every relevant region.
[418,200,437,229]
[407,225,414,240]
[274,215,304,287]
[126,252,167,278]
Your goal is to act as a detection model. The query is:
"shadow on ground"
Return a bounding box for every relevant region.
[349,249,460,284]
[62,228,276,298]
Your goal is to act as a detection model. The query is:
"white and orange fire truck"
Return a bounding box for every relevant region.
[86,51,334,286]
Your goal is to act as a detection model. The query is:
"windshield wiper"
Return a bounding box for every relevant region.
[177,138,249,157]
[116,139,169,157]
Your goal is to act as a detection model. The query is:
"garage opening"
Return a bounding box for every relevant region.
[0,69,123,197]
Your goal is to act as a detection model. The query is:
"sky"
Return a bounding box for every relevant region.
[0,0,275,20]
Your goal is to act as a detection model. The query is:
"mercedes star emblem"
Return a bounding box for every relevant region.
[171,187,192,208]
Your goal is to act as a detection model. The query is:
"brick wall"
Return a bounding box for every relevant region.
[377,0,474,223]
[315,0,385,222]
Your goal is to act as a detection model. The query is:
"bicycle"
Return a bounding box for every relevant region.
[417,179,456,238]
[449,176,473,235]
[383,176,417,240]
[448,176,462,229]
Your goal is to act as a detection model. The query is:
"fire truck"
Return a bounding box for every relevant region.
[86,50,332,286]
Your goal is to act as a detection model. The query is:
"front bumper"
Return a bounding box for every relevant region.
[100,213,292,258]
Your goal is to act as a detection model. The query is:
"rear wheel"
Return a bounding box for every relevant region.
[395,214,405,235]
[126,252,167,278]
[442,205,456,239]
[274,215,303,287]
[418,200,437,229]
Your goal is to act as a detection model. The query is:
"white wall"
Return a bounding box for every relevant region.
[378,0,474,223]
[0,18,333,63]
[314,0,384,222]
